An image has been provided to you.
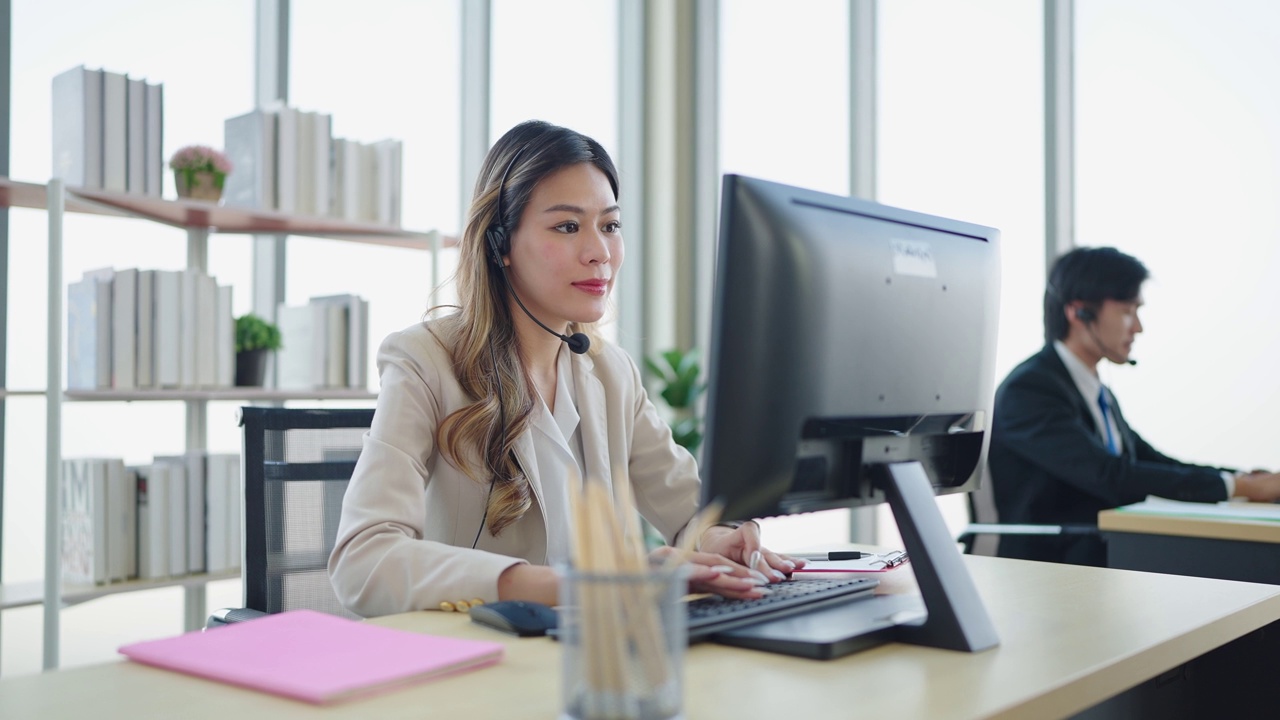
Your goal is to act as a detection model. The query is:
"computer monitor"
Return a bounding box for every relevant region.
[700,174,1001,656]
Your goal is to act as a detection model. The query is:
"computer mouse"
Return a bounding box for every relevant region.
[469,600,558,637]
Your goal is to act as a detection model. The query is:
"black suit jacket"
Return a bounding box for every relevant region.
[988,345,1229,566]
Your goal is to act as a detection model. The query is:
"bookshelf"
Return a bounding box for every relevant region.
[0,174,453,668]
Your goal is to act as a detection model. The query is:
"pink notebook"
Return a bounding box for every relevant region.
[118,609,504,704]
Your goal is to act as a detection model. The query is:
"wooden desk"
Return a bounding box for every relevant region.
[1100,507,1280,584]
[3,555,1279,720]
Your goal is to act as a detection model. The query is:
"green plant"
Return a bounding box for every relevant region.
[234,313,282,353]
[644,348,706,453]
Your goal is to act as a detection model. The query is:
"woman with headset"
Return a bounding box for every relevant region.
[329,120,801,617]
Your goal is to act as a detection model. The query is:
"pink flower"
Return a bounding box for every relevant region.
[169,145,233,175]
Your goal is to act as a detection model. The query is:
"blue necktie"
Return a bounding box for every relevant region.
[1097,387,1120,456]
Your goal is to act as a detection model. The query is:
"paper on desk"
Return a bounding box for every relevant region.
[795,554,909,573]
[1117,497,1280,523]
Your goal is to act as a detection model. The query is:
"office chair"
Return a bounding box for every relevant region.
[206,407,373,628]
[955,464,1097,556]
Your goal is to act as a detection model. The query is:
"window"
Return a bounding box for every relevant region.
[877,0,1044,543]
[1077,0,1280,469]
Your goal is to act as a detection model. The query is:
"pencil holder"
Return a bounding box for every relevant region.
[558,567,687,720]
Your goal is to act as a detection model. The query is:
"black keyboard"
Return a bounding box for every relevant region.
[686,576,879,640]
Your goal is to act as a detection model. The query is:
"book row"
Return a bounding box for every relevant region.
[52,65,164,196]
[67,267,234,390]
[276,294,371,391]
[61,453,242,586]
[224,104,403,225]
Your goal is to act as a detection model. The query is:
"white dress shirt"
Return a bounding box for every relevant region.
[1053,341,1123,455]
[530,344,587,567]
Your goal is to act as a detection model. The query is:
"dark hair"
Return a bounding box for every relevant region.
[1044,247,1148,343]
[436,120,620,537]
[479,119,619,252]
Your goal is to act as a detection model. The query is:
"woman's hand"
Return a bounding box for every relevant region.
[648,521,807,600]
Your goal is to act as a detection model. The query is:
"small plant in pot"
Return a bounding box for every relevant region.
[234,313,282,387]
[170,145,232,202]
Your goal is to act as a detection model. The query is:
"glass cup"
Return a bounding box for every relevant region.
[558,567,687,720]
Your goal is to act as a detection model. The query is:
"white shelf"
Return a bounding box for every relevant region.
[0,176,458,250]
[0,389,46,398]
[18,172,426,669]
[64,388,378,402]
[0,571,241,611]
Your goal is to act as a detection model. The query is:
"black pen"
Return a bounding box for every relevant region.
[793,551,865,561]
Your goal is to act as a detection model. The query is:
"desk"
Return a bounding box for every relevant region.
[3,555,1280,719]
[1100,507,1280,584]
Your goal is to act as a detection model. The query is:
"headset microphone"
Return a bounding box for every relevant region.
[499,266,591,354]
[1075,306,1136,366]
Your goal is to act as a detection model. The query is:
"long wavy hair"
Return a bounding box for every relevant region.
[434,120,620,537]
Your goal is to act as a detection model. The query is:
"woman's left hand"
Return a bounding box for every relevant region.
[696,521,806,583]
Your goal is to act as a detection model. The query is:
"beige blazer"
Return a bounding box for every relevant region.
[328,320,701,617]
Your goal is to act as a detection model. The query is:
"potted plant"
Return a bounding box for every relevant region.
[234,313,282,387]
[170,145,232,202]
[644,348,706,454]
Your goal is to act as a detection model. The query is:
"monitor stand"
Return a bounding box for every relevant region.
[712,461,1000,659]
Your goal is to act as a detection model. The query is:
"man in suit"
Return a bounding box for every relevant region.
[988,247,1280,566]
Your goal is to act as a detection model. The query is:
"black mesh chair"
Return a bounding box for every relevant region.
[207,407,373,628]
[956,464,1098,556]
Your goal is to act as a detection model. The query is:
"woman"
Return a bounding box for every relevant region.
[329,120,800,617]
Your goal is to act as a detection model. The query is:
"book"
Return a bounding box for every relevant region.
[154,457,188,577]
[275,303,314,390]
[51,65,103,188]
[111,268,138,390]
[195,273,217,388]
[310,294,367,388]
[307,111,332,217]
[83,268,116,389]
[126,77,147,194]
[180,269,199,388]
[372,139,403,226]
[184,453,206,573]
[101,70,129,193]
[144,81,164,197]
[102,458,131,584]
[62,458,109,585]
[223,109,275,210]
[331,138,361,221]
[136,463,169,580]
[316,300,346,388]
[216,284,234,388]
[153,270,182,388]
[273,104,298,213]
[66,276,108,390]
[203,453,237,573]
[135,269,155,388]
[117,610,505,704]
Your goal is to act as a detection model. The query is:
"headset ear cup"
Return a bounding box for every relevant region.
[1075,307,1095,322]
[485,226,506,266]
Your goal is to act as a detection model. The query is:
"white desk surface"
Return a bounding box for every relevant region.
[3,555,1279,720]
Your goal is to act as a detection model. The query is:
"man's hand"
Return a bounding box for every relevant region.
[1232,471,1280,502]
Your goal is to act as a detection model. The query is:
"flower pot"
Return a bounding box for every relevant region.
[174,169,225,202]
[235,348,270,387]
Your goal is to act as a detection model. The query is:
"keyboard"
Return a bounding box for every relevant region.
[686,576,880,640]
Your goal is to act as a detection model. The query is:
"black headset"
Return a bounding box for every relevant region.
[484,147,526,267]
[471,148,525,550]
